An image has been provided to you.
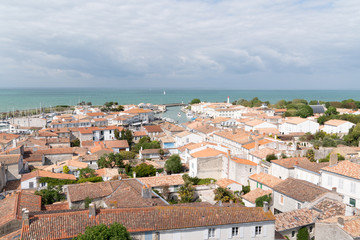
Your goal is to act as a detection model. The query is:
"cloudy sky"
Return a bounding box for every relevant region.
[0,0,359,89]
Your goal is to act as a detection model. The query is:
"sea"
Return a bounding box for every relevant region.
[1,88,360,123]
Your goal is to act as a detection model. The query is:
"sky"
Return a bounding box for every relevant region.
[0,0,359,90]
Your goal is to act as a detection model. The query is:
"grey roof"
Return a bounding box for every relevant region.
[310,105,325,114]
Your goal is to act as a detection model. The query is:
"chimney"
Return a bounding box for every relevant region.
[22,209,30,226]
[255,140,259,151]
[263,201,269,212]
[218,200,222,207]
[142,184,152,199]
[337,217,344,228]
[232,127,236,134]
[332,187,337,193]
[89,203,96,217]
[156,172,159,177]
[329,153,338,166]
[133,172,136,178]
[229,199,233,204]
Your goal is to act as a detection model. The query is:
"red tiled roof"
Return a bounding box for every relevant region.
[271,157,309,169]
[21,206,275,240]
[321,160,360,180]
[249,173,284,188]
[144,125,163,133]
[242,188,272,204]
[21,170,76,182]
[231,157,257,166]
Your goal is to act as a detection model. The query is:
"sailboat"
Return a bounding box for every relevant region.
[178,112,181,117]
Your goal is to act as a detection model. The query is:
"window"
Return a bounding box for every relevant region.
[338,179,344,190]
[208,228,215,238]
[297,203,301,209]
[249,168,252,173]
[350,198,356,207]
[351,182,356,193]
[40,182,46,187]
[292,231,295,237]
[29,182,34,188]
[309,226,313,233]
[328,176,332,186]
[232,227,239,237]
[280,195,284,205]
[255,226,262,235]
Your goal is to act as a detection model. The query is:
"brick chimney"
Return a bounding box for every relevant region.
[142,184,152,199]
[89,203,96,218]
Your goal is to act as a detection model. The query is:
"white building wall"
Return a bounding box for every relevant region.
[294,167,321,185]
[271,164,292,180]
[158,222,275,240]
[323,122,355,134]
[320,171,360,208]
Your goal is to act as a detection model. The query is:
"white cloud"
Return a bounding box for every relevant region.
[0,0,359,89]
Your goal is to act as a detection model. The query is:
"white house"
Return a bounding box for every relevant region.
[174,131,203,147]
[271,157,309,180]
[244,119,277,132]
[227,157,257,185]
[294,161,329,185]
[21,170,76,190]
[189,148,227,179]
[279,117,319,134]
[20,206,276,240]
[322,120,355,134]
[320,160,360,208]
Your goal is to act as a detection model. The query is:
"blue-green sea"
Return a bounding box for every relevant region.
[1,88,360,113]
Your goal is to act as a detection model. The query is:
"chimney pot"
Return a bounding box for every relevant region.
[332,187,337,193]
[142,184,152,199]
[337,217,344,228]
[263,201,269,212]
[133,172,136,178]
[89,203,96,217]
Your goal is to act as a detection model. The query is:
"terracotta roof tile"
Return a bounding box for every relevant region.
[138,174,184,187]
[216,178,241,188]
[321,160,360,180]
[242,188,272,204]
[273,178,329,203]
[191,148,226,158]
[21,206,275,240]
[271,157,309,169]
[275,208,319,231]
[231,157,257,166]
[21,170,76,182]
[249,173,284,188]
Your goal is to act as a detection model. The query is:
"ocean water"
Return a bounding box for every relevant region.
[1,88,360,113]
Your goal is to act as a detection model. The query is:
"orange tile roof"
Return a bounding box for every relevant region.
[321,160,360,180]
[249,173,284,188]
[21,170,76,182]
[283,117,308,125]
[231,157,257,166]
[271,157,309,169]
[216,178,241,188]
[245,119,266,127]
[242,188,272,204]
[242,139,274,150]
[191,148,227,158]
[324,119,353,127]
[138,174,184,187]
[21,206,275,240]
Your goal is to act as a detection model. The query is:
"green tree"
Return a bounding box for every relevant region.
[297,227,310,240]
[84,197,92,209]
[133,163,156,177]
[97,153,124,169]
[63,165,70,174]
[214,187,242,203]
[178,179,195,203]
[35,186,65,205]
[75,222,131,240]
[114,129,120,140]
[296,105,313,118]
[165,154,182,174]
[241,185,251,195]
[119,151,136,160]
[71,138,80,147]
[266,154,277,162]
[190,98,201,104]
[305,149,315,162]
[255,194,272,207]
[132,136,161,153]
[325,106,339,116]
[79,167,96,179]
[344,124,360,146]
[120,129,133,147]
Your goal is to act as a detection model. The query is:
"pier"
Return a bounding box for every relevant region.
[164,103,187,107]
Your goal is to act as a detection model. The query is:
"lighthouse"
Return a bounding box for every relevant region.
[227,96,230,104]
